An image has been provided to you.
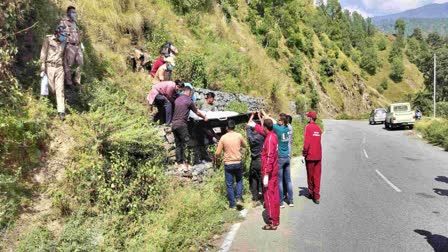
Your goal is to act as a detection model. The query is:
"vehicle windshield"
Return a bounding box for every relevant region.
[393,105,409,112]
[375,109,386,114]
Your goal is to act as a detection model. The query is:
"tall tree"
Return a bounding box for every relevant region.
[394,19,406,39]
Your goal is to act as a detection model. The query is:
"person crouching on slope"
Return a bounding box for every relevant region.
[303,111,322,204]
[248,117,279,230]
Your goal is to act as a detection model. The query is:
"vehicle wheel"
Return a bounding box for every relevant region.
[369,120,373,125]
[409,125,414,130]
[385,122,389,129]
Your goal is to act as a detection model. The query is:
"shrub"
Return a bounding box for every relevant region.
[436,102,448,119]
[390,57,405,83]
[340,60,349,71]
[169,0,214,14]
[289,55,303,84]
[225,100,248,113]
[380,78,389,91]
[378,37,387,51]
[175,53,207,88]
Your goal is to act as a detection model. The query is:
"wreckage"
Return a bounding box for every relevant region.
[162,89,265,182]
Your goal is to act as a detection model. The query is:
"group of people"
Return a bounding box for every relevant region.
[147,79,219,167]
[215,110,322,231]
[40,6,83,120]
[150,42,178,84]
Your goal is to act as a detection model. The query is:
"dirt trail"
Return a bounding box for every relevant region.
[0,121,74,251]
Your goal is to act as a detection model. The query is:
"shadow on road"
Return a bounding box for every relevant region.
[435,176,448,184]
[262,210,269,224]
[433,188,448,197]
[414,229,448,252]
[298,187,310,198]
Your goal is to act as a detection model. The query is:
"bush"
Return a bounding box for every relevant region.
[436,102,448,119]
[65,83,167,217]
[419,119,448,149]
[225,100,248,113]
[175,53,207,88]
[289,55,303,84]
[170,0,214,14]
[390,57,405,83]
[380,78,389,91]
[340,60,349,71]
[378,37,387,51]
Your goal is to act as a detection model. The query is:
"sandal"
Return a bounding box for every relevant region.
[261,224,278,231]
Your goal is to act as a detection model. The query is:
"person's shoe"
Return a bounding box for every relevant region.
[280,204,285,209]
[307,194,314,200]
[289,203,294,207]
[252,201,261,208]
[236,199,244,209]
[58,112,66,121]
[313,199,320,204]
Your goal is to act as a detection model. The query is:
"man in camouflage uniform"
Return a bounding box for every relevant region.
[60,6,83,86]
[40,25,67,120]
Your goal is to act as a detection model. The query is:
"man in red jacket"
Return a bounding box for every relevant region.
[303,111,322,204]
[249,117,280,230]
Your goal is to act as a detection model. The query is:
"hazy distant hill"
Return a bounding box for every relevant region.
[372,3,448,35]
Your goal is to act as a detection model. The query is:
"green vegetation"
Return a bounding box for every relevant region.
[415,118,448,151]
[406,27,448,113]
[335,113,370,120]
[374,18,448,36]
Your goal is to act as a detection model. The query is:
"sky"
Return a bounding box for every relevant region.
[338,0,448,17]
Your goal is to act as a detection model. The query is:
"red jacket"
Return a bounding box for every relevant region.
[150,57,165,77]
[255,124,279,177]
[302,121,322,161]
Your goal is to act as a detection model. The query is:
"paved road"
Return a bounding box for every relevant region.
[228,120,448,252]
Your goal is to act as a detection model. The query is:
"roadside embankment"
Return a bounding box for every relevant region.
[414,118,448,151]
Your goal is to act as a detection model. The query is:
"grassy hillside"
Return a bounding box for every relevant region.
[1,0,424,250]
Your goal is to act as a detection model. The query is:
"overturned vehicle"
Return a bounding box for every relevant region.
[162,89,265,182]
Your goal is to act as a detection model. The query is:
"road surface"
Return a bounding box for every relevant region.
[227,120,448,252]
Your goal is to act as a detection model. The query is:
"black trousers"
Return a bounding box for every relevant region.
[172,124,190,164]
[249,156,263,201]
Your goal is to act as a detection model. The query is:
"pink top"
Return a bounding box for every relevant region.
[147,81,177,105]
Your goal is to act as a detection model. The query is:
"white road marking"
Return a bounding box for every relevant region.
[375,169,402,192]
[362,136,366,144]
[219,223,241,252]
[219,208,248,252]
[363,149,369,159]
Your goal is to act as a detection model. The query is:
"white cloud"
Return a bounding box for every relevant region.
[344,6,373,17]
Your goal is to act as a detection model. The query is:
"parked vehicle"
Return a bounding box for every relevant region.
[385,103,415,130]
[369,108,387,125]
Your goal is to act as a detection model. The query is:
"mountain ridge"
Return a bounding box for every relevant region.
[372,3,448,20]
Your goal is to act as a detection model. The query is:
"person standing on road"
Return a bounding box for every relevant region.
[40,25,68,120]
[215,120,247,209]
[303,111,322,204]
[60,6,83,86]
[262,111,294,208]
[172,84,208,169]
[249,117,279,230]
[246,113,265,205]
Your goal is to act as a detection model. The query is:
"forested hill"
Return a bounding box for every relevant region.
[372,3,448,36]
